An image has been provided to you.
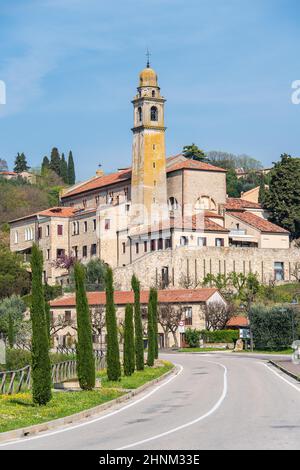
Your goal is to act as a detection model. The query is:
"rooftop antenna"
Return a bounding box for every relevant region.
[146,48,151,68]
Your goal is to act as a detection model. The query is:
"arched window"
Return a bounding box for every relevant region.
[168,197,179,211]
[150,106,158,122]
[152,90,155,97]
[138,107,142,122]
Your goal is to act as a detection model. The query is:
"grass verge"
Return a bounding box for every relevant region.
[234,349,293,355]
[97,360,174,389]
[178,348,230,353]
[0,360,174,434]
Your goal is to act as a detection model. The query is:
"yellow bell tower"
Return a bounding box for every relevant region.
[131,61,168,226]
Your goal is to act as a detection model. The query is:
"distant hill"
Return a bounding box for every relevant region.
[0,169,67,234]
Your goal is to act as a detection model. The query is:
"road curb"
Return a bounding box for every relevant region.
[269,360,300,382]
[0,364,178,444]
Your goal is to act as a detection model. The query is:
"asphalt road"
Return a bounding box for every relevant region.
[1,353,300,450]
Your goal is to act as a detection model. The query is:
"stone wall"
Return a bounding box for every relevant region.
[113,246,300,290]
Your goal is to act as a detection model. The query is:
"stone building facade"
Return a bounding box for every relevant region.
[49,288,226,349]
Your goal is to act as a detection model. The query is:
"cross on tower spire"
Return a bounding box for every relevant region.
[146,48,151,68]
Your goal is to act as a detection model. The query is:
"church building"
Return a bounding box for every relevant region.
[9,63,296,289]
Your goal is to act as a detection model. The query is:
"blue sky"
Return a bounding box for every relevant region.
[0,0,299,181]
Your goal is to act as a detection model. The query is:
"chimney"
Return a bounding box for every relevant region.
[96,169,104,177]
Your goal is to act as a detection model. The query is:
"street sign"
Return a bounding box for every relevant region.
[239,328,250,340]
[178,320,185,334]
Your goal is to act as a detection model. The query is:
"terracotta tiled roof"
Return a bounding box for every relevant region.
[62,169,132,199]
[167,159,226,174]
[0,171,17,176]
[228,211,290,234]
[204,211,224,219]
[225,198,262,211]
[10,206,77,223]
[50,288,219,308]
[61,157,226,199]
[226,316,249,327]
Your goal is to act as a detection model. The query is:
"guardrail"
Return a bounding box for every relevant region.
[0,355,106,395]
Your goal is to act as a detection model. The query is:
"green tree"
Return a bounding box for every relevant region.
[123,304,135,376]
[152,288,159,359]
[86,259,107,291]
[67,151,76,185]
[0,243,31,299]
[14,153,29,173]
[265,154,300,237]
[105,267,121,381]
[30,244,52,405]
[60,153,68,184]
[49,147,61,176]
[0,159,8,171]
[249,305,296,350]
[131,274,144,370]
[41,156,50,175]
[258,177,266,206]
[182,144,207,162]
[147,289,156,366]
[226,168,242,198]
[74,262,95,390]
[0,295,26,338]
[44,301,51,346]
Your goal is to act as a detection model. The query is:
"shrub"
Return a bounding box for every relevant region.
[185,329,201,348]
[3,350,76,371]
[5,349,31,370]
[249,305,297,350]
[200,329,239,344]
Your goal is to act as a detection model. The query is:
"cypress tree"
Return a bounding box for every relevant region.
[14,152,29,173]
[147,293,155,367]
[131,274,144,370]
[60,153,68,184]
[105,267,121,381]
[30,244,52,405]
[45,301,51,346]
[123,304,135,376]
[151,288,159,359]
[258,177,266,206]
[41,156,50,175]
[74,262,95,390]
[67,150,76,185]
[49,147,61,176]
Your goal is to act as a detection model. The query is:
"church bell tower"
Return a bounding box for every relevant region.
[131,60,168,225]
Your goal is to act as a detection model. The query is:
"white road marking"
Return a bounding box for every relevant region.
[263,363,300,393]
[0,364,183,448]
[118,359,228,450]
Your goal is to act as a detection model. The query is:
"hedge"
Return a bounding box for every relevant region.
[200,330,239,344]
